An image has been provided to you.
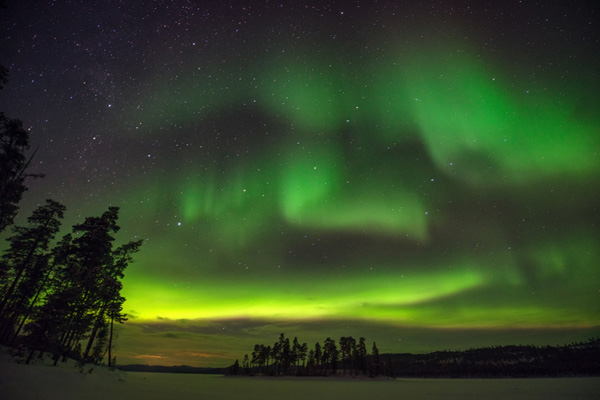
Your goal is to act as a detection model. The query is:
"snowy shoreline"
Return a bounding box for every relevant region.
[2,354,599,400]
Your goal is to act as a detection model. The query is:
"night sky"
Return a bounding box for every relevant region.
[1,1,599,367]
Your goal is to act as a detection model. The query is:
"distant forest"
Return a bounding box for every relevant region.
[231,335,600,378]
[0,64,141,369]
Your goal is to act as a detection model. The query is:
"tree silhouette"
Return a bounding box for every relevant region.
[270,338,281,375]
[0,113,43,233]
[291,336,300,372]
[0,57,141,369]
[299,341,308,369]
[278,333,291,374]
[0,199,66,343]
[83,236,142,361]
[339,336,356,376]
[229,359,240,375]
[313,341,322,374]
[90,323,108,365]
[242,354,250,374]
[356,337,368,375]
[322,337,339,374]
[251,344,262,371]
[369,341,382,377]
[20,207,141,366]
[236,335,383,377]
[106,294,128,368]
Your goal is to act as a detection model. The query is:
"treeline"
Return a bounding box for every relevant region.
[230,334,391,377]
[0,64,141,369]
[231,336,600,378]
[383,339,600,378]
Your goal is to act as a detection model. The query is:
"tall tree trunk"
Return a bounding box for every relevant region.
[265,355,269,374]
[0,266,26,321]
[11,263,54,342]
[62,332,79,362]
[108,314,114,367]
[83,307,105,359]
[54,325,75,365]
[0,211,57,318]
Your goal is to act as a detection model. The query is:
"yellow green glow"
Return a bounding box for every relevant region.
[105,27,600,366]
[123,263,512,325]
[123,263,594,329]
[117,39,600,338]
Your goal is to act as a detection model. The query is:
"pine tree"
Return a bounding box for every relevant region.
[0,199,65,343]
[291,337,299,370]
[314,342,322,374]
[252,344,261,370]
[300,342,308,370]
[340,336,356,376]
[356,337,367,375]
[242,354,250,375]
[322,337,339,374]
[262,345,271,374]
[83,238,142,361]
[107,295,127,368]
[370,341,381,377]
[307,349,315,372]
[230,359,240,375]
[23,234,75,362]
[0,110,43,233]
[271,340,281,375]
[279,334,291,374]
[90,322,108,364]
[50,208,121,364]
[21,206,140,366]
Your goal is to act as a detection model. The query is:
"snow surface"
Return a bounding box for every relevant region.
[1,356,599,399]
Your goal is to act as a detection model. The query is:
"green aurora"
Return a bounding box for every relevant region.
[116,38,599,364]
[1,2,598,366]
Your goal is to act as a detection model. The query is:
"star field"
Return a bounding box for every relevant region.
[0,1,598,367]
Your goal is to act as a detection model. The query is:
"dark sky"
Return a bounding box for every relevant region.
[1,1,599,367]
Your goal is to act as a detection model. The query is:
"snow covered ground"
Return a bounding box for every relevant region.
[1,355,599,399]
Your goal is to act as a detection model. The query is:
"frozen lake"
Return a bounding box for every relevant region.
[107,374,600,400]
[2,360,599,400]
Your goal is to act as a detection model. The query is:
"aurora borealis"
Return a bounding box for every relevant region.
[0,1,599,367]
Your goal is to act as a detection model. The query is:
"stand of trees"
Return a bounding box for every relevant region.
[381,339,600,378]
[0,63,142,369]
[231,336,600,378]
[0,202,142,368]
[230,334,389,377]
